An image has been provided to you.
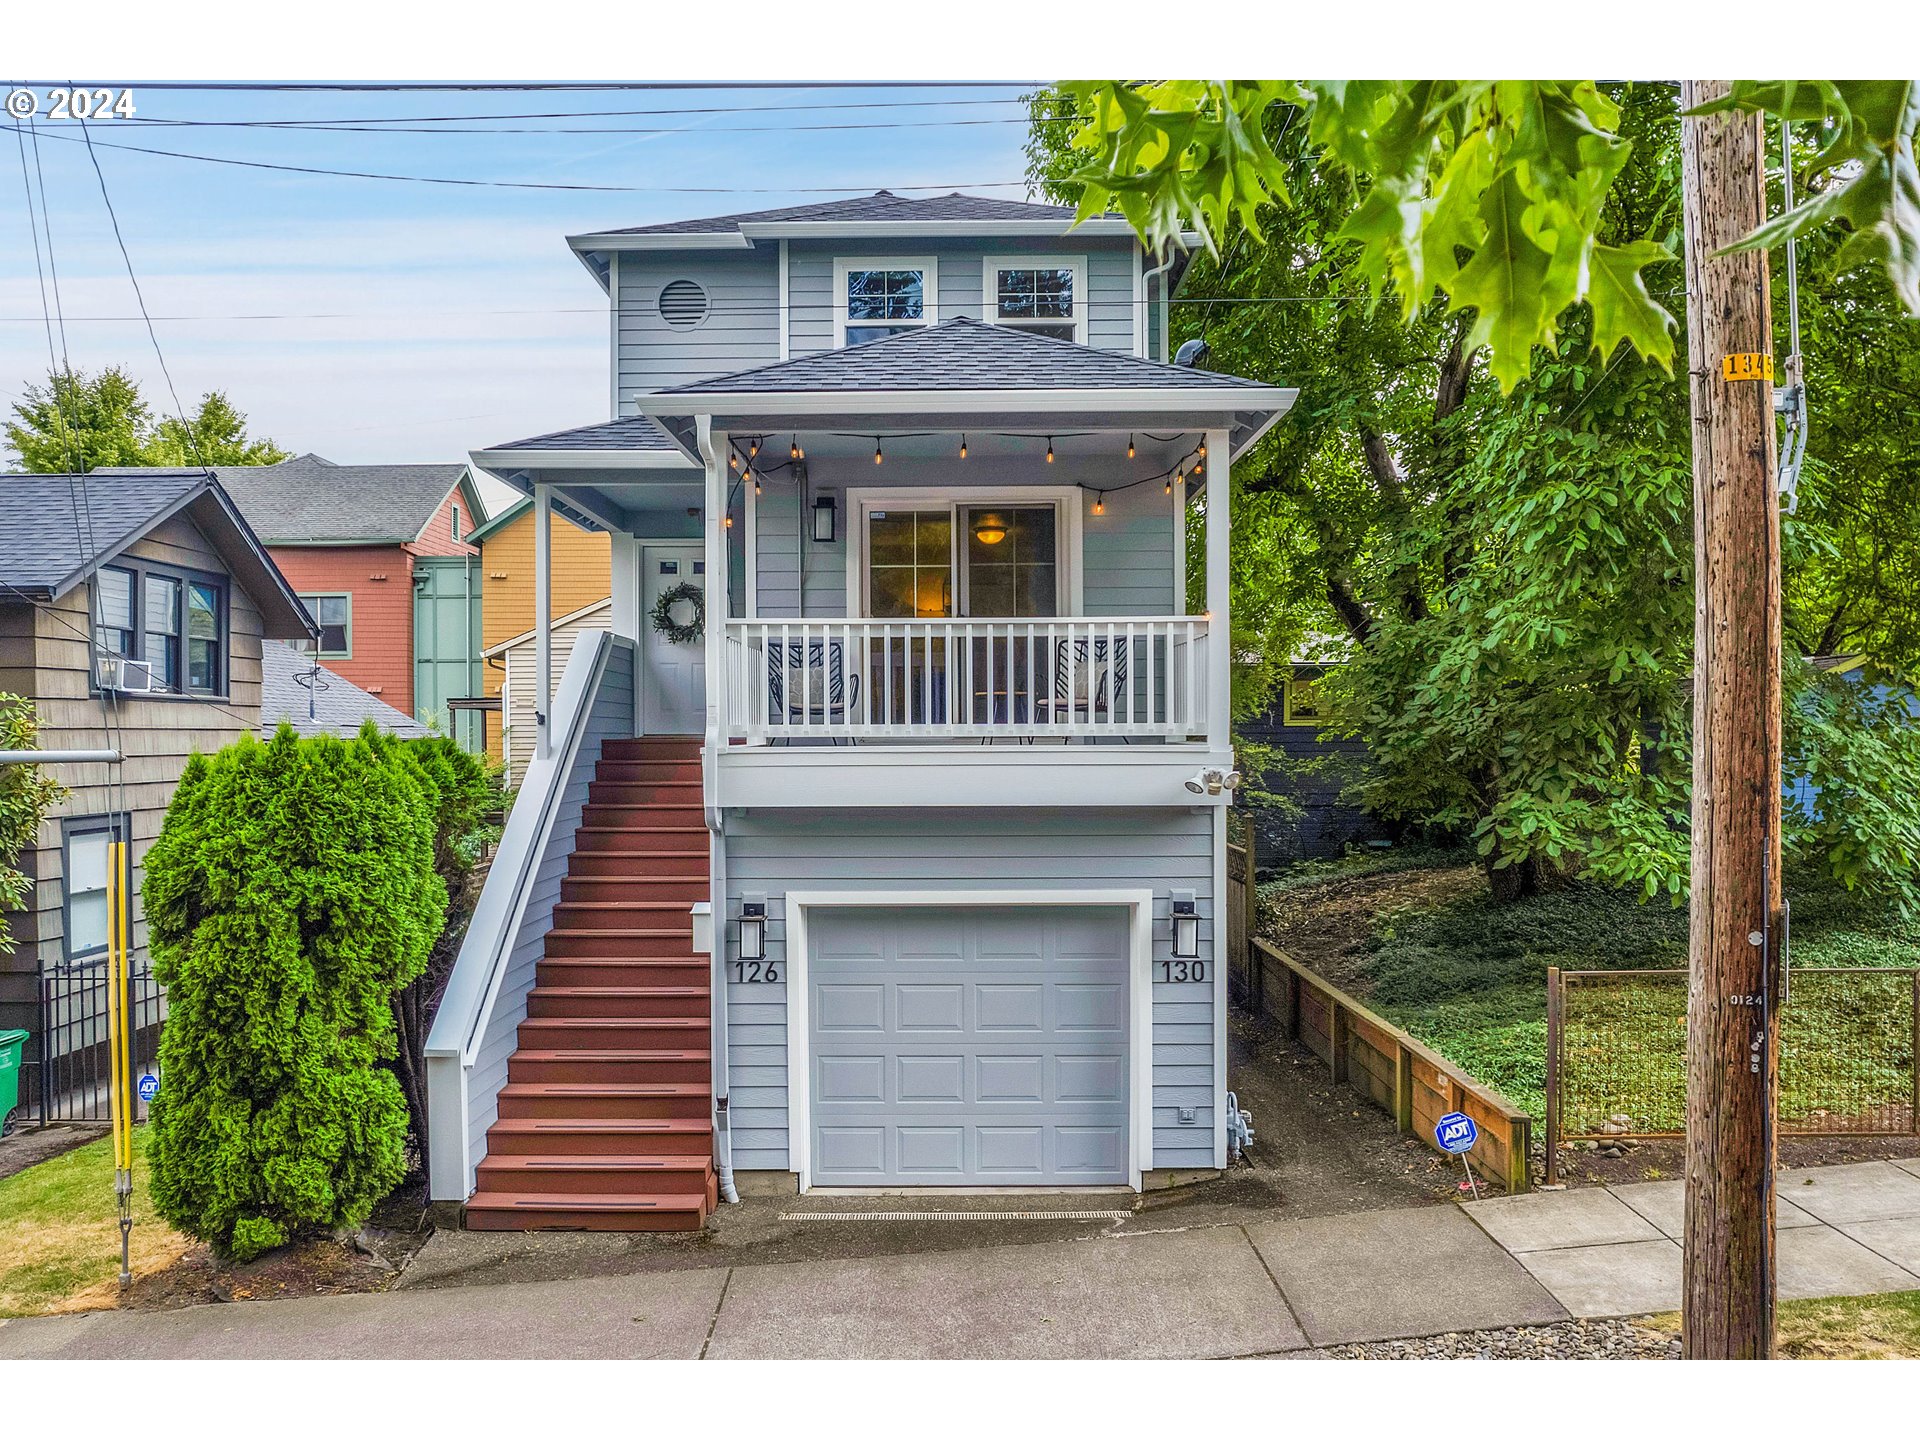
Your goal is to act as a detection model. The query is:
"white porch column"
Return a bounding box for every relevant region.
[698,419,729,745]
[534,481,552,759]
[1204,427,1231,750]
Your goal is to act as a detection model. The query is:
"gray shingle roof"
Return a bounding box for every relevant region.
[594,190,1078,237]
[259,639,429,740]
[485,415,681,453]
[214,455,471,543]
[0,469,208,597]
[655,317,1278,397]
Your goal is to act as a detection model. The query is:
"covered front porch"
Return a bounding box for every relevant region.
[471,319,1295,801]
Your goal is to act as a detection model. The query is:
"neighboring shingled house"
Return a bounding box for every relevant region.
[210,454,489,744]
[258,638,429,740]
[0,469,314,1118]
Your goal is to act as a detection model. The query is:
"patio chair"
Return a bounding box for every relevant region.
[767,639,861,742]
[1035,636,1130,738]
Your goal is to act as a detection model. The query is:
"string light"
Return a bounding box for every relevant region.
[1045,437,1055,464]
[874,439,884,465]
[1127,434,1135,459]
[959,434,968,460]
[755,476,763,496]
[725,514,734,528]
[749,438,759,459]
[790,435,800,460]
[728,451,739,471]
[1165,477,1173,496]
[1092,494,1105,515]
[1197,439,1207,459]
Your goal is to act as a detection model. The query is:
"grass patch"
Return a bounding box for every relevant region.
[1347,877,1918,1123]
[1643,1290,1920,1358]
[0,1127,189,1317]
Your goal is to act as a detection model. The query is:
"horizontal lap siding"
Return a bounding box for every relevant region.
[500,613,611,787]
[617,252,781,405]
[269,545,414,714]
[463,642,634,1180]
[1,515,261,1036]
[721,808,1217,1173]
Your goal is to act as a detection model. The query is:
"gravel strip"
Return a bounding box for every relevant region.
[1312,1318,1680,1359]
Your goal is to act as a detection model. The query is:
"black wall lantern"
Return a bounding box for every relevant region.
[812,493,837,544]
[739,901,767,961]
[1170,894,1200,960]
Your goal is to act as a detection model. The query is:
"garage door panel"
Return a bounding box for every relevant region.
[809,905,1132,1186]
[897,984,965,1030]
[897,1126,967,1175]
[976,983,1044,1031]
[1055,983,1124,1031]
[896,1054,965,1102]
[815,983,885,1032]
[817,1054,886,1103]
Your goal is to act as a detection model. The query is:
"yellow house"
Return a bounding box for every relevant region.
[468,496,610,762]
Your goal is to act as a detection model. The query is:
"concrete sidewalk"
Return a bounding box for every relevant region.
[2,1159,1915,1360]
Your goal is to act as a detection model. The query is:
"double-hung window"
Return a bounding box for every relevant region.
[983,256,1085,343]
[295,594,352,659]
[93,561,226,697]
[835,257,936,347]
[63,815,128,961]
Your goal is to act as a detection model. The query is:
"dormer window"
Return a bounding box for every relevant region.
[984,256,1085,343]
[835,257,936,347]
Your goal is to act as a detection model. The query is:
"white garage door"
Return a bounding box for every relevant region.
[807,905,1131,1185]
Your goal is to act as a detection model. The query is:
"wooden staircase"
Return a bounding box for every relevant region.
[465,737,716,1232]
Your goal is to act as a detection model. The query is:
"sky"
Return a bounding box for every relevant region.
[2,82,1041,515]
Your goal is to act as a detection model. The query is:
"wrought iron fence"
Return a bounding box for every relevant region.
[21,960,166,1126]
[1546,965,1919,1178]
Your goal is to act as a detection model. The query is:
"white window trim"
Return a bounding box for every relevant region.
[781,888,1156,1192]
[297,591,353,660]
[982,254,1088,345]
[832,255,939,349]
[844,484,1085,619]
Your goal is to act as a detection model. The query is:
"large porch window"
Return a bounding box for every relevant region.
[853,490,1072,619]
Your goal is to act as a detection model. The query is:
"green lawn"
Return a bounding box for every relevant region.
[1645,1290,1920,1358]
[1268,864,1920,1126]
[0,1127,188,1317]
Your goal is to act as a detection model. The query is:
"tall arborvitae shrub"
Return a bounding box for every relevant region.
[143,725,445,1260]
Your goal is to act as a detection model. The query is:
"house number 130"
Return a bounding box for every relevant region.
[1157,960,1208,982]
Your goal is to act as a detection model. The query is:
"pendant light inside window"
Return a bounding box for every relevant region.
[972,512,1007,546]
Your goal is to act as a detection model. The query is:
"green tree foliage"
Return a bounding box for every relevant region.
[1057,80,1920,388]
[4,366,287,473]
[1028,83,1920,909]
[0,694,65,958]
[142,726,444,1260]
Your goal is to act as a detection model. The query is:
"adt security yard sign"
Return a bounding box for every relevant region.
[137,1073,159,1104]
[1435,1110,1481,1199]
[1435,1110,1477,1153]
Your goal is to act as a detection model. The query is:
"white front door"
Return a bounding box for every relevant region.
[641,545,706,734]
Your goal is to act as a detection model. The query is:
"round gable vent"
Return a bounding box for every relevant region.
[658,279,709,328]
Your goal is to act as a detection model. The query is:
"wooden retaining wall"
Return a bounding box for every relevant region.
[1248,937,1534,1193]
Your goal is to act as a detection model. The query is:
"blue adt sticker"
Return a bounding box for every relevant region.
[1435,1110,1478,1154]
[137,1073,159,1103]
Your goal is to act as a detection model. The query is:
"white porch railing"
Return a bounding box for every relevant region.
[722,616,1209,742]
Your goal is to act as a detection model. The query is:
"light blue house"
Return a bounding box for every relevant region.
[426,192,1296,1229]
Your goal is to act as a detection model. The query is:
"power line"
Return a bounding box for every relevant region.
[47,82,1034,94]
[22,126,1033,194]
[111,115,1071,138]
[73,113,209,473]
[118,96,1035,125]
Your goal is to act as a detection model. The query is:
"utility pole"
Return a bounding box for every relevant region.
[1679,79,1784,1360]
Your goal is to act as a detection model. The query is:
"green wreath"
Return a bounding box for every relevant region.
[650,580,705,645]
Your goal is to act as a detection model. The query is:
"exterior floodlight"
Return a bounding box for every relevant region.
[1171,897,1200,959]
[1184,773,1208,795]
[739,901,766,961]
[1221,770,1243,791]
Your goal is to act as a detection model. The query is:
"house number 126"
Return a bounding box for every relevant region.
[731,961,781,983]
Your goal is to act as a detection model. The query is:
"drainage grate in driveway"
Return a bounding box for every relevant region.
[777,1209,1132,1223]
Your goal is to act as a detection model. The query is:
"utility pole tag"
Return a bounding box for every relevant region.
[1721,352,1774,382]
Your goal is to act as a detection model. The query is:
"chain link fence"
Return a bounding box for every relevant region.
[1547,966,1919,1172]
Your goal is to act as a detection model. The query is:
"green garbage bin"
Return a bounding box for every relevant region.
[0,1028,25,1136]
